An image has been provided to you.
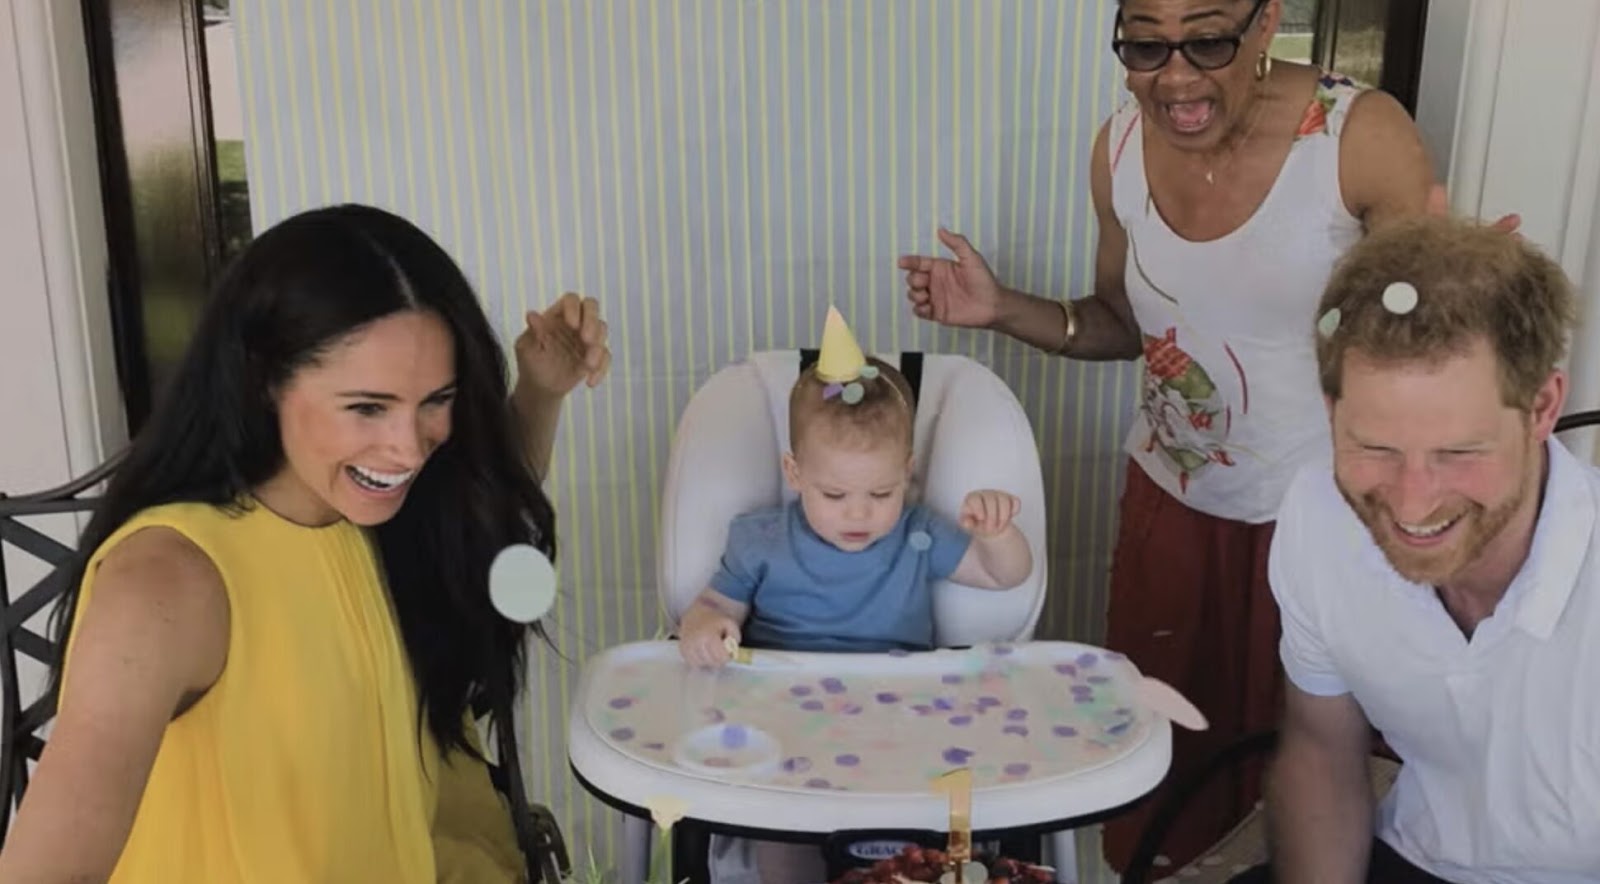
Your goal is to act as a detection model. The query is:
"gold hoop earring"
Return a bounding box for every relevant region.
[1255,51,1273,81]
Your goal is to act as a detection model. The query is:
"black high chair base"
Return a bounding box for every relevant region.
[574,762,1151,883]
[671,819,1099,882]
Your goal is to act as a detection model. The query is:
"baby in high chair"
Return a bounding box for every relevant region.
[678,309,1034,668]
[675,308,1034,884]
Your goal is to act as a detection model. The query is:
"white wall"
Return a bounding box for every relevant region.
[1417,0,1600,459]
[1,0,124,490]
[0,0,125,722]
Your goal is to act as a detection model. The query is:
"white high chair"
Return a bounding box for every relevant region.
[659,350,1049,645]
[616,349,1075,880]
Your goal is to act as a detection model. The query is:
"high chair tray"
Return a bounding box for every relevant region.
[568,640,1170,834]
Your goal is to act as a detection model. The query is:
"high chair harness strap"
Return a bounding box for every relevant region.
[799,349,923,408]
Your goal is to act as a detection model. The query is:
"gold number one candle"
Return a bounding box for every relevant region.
[932,768,974,880]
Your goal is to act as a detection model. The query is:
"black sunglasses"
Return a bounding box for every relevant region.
[1111,0,1270,73]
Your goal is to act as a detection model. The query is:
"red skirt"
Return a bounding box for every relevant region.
[1099,460,1285,872]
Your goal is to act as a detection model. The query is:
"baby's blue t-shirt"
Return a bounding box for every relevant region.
[708,500,972,653]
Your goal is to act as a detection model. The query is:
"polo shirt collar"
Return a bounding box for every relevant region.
[1510,438,1592,639]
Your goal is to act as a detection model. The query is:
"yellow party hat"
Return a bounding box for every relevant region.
[814,305,867,383]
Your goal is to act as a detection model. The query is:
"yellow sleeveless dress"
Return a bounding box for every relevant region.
[62,500,523,882]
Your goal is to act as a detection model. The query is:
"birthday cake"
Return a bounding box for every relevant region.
[832,845,1054,883]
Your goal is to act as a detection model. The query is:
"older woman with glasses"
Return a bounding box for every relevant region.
[898,0,1456,869]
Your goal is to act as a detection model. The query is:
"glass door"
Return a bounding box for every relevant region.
[82,0,252,432]
[1274,0,1431,112]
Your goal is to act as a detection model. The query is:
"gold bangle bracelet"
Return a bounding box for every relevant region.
[1053,299,1078,355]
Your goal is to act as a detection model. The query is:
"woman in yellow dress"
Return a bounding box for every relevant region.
[0,204,609,882]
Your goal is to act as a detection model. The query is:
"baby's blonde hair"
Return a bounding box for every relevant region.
[787,356,915,454]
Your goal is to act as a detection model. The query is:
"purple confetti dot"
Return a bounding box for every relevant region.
[721,725,749,749]
[801,700,825,711]
[609,727,635,741]
[876,692,900,704]
[842,703,863,715]
[941,674,964,685]
[1076,652,1099,667]
[977,696,1002,708]
[1002,725,1029,737]
[835,754,860,767]
[1088,675,1110,685]
[949,715,973,726]
[942,747,974,765]
[804,778,832,789]
[790,685,813,697]
[782,757,812,773]
[992,644,1015,656]
[1003,762,1032,777]
[643,741,665,751]
[608,697,633,709]
[1054,663,1079,677]
[1053,726,1079,738]
[1107,721,1132,735]
[704,756,733,768]
[888,648,911,657]
[1070,685,1093,696]
[1074,695,1094,704]
[1006,708,1029,721]
[933,697,955,711]
[820,678,847,694]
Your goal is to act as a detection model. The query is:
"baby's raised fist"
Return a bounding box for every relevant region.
[959,490,1020,537]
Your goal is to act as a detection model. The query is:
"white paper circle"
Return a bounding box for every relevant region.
[1382,281,1419,315]
[671,723,782,779]
[1316,307,1342,339]
[488,544,558,623]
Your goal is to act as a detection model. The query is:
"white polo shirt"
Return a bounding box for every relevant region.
[1272,438,1600,883]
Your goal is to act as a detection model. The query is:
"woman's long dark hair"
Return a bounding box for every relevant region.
[49,204,553,767]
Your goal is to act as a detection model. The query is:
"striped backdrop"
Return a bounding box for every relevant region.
[232,2,1136,876]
